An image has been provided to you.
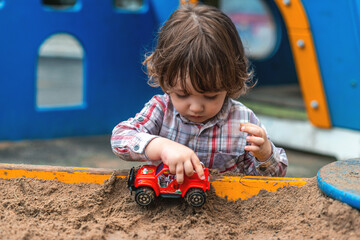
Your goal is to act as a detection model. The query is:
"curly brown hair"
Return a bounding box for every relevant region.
[143,4,254,98]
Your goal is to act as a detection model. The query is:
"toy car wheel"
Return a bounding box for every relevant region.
[186,188,206,207]
[135,187,155,206]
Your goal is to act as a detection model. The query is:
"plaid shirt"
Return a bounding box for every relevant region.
[111,94,288,176]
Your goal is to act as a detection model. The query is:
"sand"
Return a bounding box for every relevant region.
[0,174,359,240]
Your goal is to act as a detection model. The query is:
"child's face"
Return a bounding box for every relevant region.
[168,80,227,123]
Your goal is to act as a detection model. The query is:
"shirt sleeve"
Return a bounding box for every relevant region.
[243,142,288,177]
[110,95,166,161]
[240,110,288,177]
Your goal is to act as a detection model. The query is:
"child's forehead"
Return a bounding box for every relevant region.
[172,80,202,94]
[172,77,195,91]
[172,86,224,95]
[171,76,224,95]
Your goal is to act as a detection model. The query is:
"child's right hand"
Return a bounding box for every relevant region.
[145,137,205,184]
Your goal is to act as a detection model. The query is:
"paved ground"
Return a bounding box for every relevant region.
[0,135,336,178]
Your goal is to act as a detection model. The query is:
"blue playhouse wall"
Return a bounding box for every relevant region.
[1,0,360,141]
[253,0,360,131]
[0,0,177,140]
[300,0,360,131]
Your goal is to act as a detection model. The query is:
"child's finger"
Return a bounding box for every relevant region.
[244,144,260,152]
[184,160,194,177]
[168,162,176,175]
[246,135,265,146]
[240,122,256,129]
[176,163,184,184]
[240,123,262,137]
[191,154,205,180]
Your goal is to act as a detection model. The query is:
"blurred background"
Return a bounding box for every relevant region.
[1,0,360,177]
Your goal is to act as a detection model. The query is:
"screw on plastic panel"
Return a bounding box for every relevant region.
[351,80,357,88]
[310,100,319,109]
[297,39,305,48]
[283,0,291,6]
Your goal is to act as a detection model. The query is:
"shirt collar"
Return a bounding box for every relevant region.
[170,95,232,128]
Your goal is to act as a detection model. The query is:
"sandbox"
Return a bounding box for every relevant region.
[0,168,359,239]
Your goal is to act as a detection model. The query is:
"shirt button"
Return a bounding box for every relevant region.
[138,117,144,122]
[134,145,140,151]
[259,166,267,171]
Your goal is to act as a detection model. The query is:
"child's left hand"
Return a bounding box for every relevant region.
[240,123,272,162]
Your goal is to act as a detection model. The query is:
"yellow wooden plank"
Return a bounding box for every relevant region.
[0,169,115,184]
[211,176,308,201]
[0,163,307,201]
[0,163,126,184]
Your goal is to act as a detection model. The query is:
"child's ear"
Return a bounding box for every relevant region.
[161,87,169,94]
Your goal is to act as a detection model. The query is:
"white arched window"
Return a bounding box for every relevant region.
[37,33,84,109]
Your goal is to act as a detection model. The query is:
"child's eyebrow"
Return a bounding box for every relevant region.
[173,88,186,93]
[204,91,219,95]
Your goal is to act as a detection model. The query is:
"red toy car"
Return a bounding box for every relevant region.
[127,163,210,207]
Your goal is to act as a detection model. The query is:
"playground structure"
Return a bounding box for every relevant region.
[0,0,177,140]
[0,1,359,226]
[1,0,360,160]
[255,0,360,161]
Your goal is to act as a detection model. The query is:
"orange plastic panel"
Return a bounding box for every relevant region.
[0,164,126,184]
[180,0,198,5]
[0,163,307,201]
[274,0,331,128]
[211,176,307,201]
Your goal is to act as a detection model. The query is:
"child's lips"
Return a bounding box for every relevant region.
[186,115,207,123]
[190,115,202,118]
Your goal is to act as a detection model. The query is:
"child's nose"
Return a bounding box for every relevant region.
[189,102,204,113]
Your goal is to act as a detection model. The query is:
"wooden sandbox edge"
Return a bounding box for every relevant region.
[0,163,308,201]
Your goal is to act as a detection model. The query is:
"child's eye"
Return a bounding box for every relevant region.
[176,93,189,98]
[204,95,218,100]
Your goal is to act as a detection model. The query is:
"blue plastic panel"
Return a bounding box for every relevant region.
[301,0,360,130]
[2,0,360,140]
[0,0,177,140]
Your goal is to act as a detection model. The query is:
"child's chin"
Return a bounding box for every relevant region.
[188,116,209,123]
